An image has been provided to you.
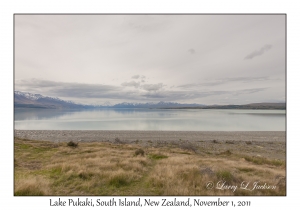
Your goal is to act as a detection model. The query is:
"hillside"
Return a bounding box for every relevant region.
[14,91,93,109]
[164,103,286,110]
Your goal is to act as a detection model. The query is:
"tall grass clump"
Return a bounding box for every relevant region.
[15,176,50,196]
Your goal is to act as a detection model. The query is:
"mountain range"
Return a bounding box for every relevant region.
[14,91,285,110]
[14,91,204,109]
[164,103,286,110]
[14,91,95,109]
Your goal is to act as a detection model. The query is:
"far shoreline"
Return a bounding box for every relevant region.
[14,130,286,143]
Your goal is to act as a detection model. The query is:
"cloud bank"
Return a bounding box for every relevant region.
[14,15,285,105]
[245,44,273,60]
[15,78,272,105]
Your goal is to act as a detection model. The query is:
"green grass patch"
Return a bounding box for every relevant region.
[244,156,285,166]
[18,144,31,149]
[148,153,168,160]
[108,174,129,188]
[216,170,234,182]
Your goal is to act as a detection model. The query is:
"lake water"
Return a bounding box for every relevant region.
[14,108,286,131]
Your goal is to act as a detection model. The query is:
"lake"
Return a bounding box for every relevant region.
[14,108,286,131]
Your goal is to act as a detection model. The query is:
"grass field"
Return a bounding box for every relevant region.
[14,137,286,196]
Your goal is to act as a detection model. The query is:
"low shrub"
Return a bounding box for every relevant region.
[216,170,234,182]
[114,138,123,144]
[135,149,145,156]
[67,141,78,148]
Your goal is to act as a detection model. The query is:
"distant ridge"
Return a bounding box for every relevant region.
[14,91,285,110]
[14,91,94,109]
[112,101,205,108]
[163,103,286,110]
[14,91,204,109]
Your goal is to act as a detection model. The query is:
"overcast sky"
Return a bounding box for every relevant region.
[15,15,285,105]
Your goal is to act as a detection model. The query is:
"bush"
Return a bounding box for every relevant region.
[135,149,145,156]
[114,138,123,144]
[67,141,78,148]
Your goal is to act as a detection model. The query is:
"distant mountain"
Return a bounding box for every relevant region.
[15,91,284,110]
[14,91,95,109]
[14,91,205,109]
[163,102,286,110]
[112,101,205,108]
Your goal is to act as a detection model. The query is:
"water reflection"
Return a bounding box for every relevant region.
[14,108,286,131]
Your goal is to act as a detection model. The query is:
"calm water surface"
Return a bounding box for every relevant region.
[14,108,286,131]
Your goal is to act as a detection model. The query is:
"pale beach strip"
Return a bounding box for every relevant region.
[14,130,285,143]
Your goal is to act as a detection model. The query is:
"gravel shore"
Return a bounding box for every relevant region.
[14,130,285,143]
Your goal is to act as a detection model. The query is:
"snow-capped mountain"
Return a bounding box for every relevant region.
[14,91,204,109]
[14,91,73,103]
[14,91,44,100]
[14,91,92,109]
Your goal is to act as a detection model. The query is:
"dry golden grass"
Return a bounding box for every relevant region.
[14,137,286,196]
[14,175,51,195]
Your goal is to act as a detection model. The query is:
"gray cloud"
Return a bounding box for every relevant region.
[131,75,140,79]
[122,81,140,88]
[141,83,163,92]
[245,44,272,60]
[232,88,268,96]
[225,77,269,82]
[188,48,196,54]
[15,15,285,105]
[141,86,268,100]
[142,93,166,99]
[131,75,146,82]
[16,79,126,100]
[140,87,267,101]
[15,78,269,104]
[178,76,270,89]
